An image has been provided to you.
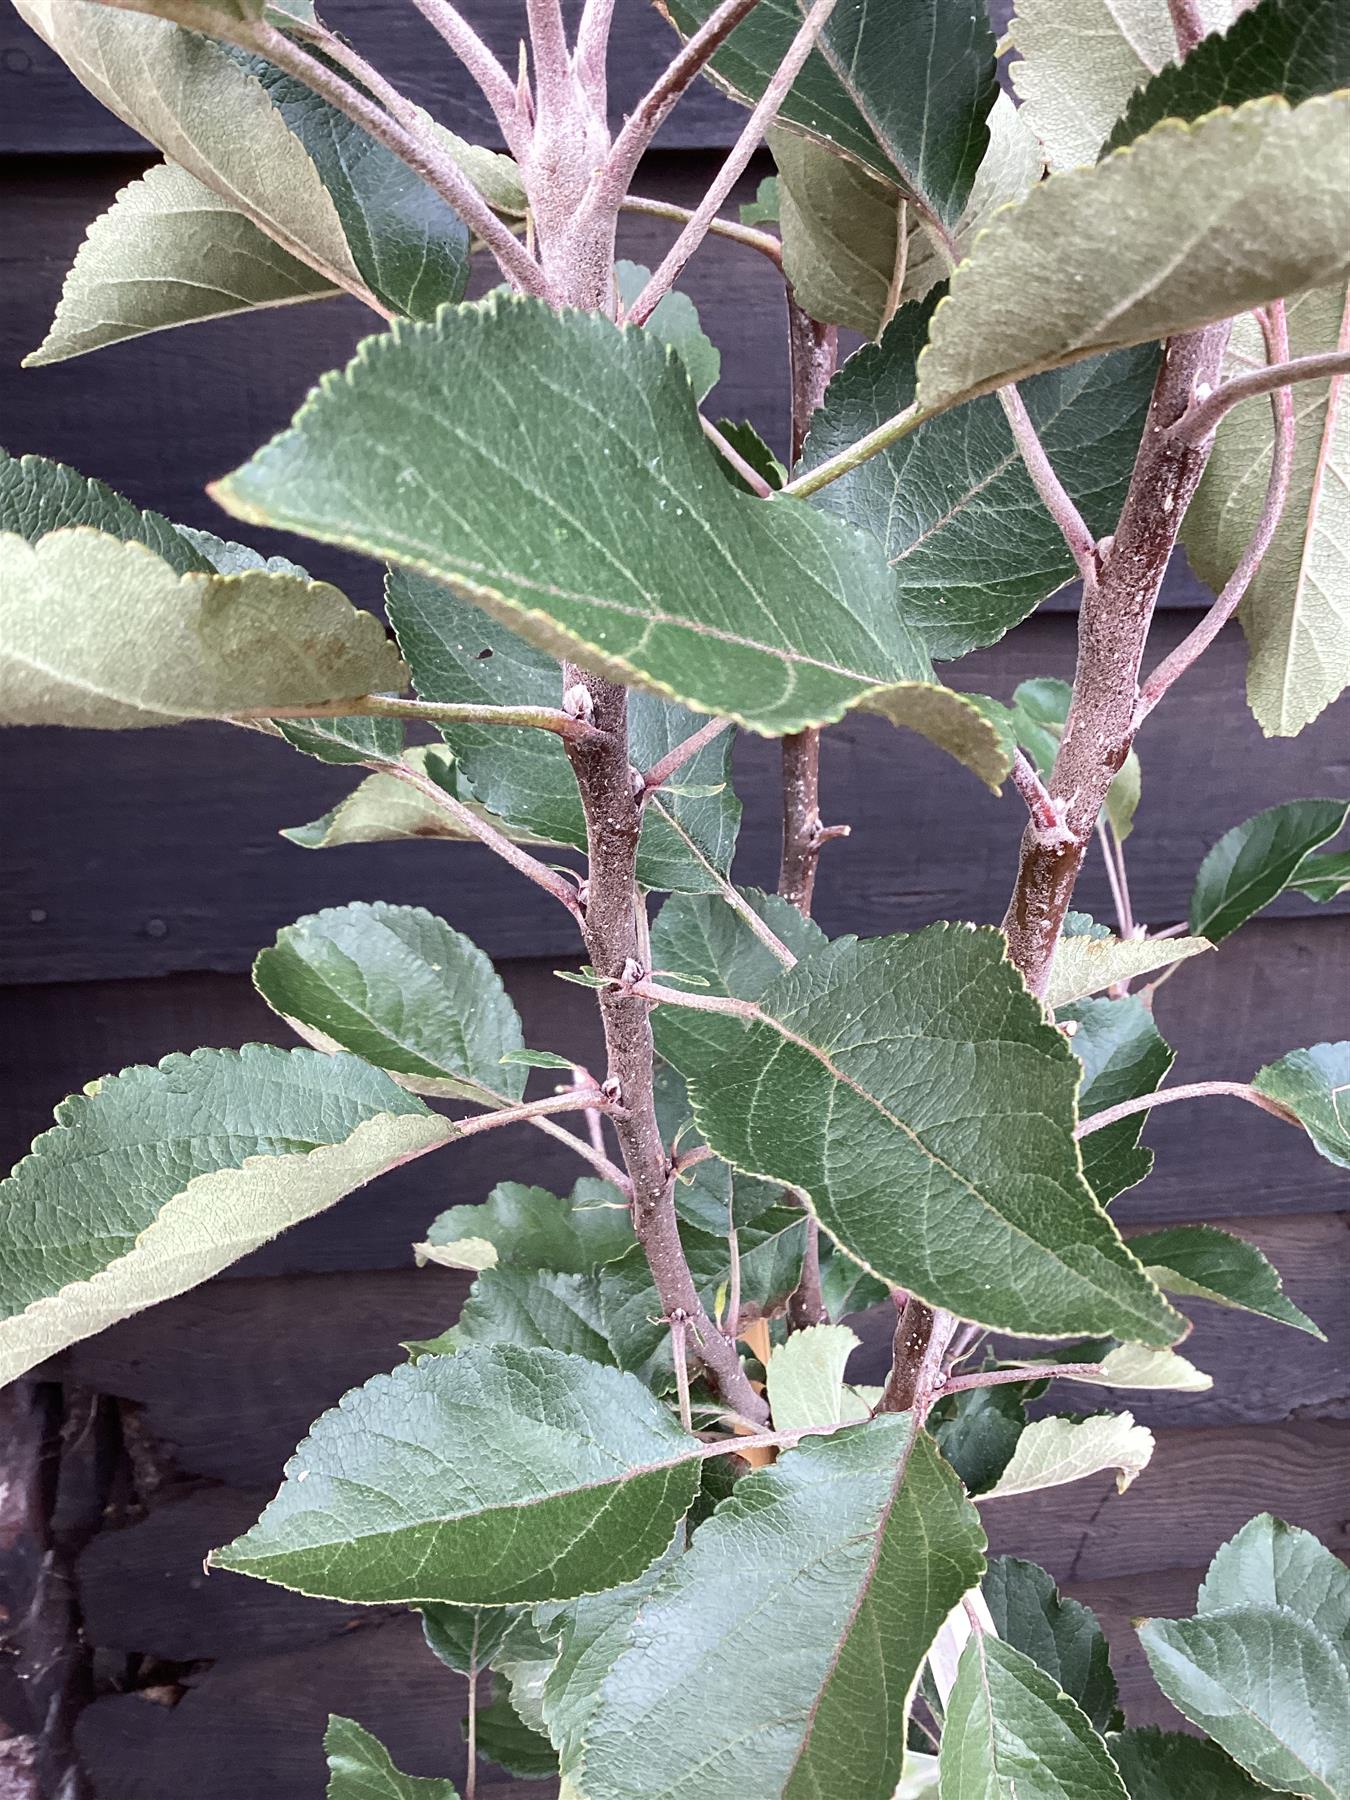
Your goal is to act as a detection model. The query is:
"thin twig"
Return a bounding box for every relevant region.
[574,0,617,112]
[1009,750,1063,835]
[247,20,547,295]
[589,0,769,223]
[939,1362,1105,1396]
[670,1313,695,1432]
[644,800,799,967]
[258,693,606,740]
[780,400,929,497]
[371,755,586,920]
[1076,1080,1301,1138]
[998,386,1100,589]
[640,715,734,794]
[1166,0,1208,56]
[465,1616,480,1800]
[571,1063,609,1161]
[1097,818,1134,940]
[525,0,572,119]
[701,416,776,495]
[405,0,528,156]
[449,1088,618,1142]
[1167,348,1350,445]
[622,195,784,267]
[726,1228,742,1340]
[527,1111,632,1192]
[626,0,841,326]
[1136,299,1307,725]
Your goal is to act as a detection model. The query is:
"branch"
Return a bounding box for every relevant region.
[874,1300,957,1419]
[1136,301,1303,724]
[639,715,733,794]
[1167,348,1350,445]
[574,0,617,112]
[998,386,1100,589]
[247,20,548,296]
[405,0,528,157]
[590,0,768,219]
[1076,1080,1301,1138]
[1000,322,1232,995]
[1167,0,1208,57]
[643,800,799,967]
[258,693,608,740]
[1009,749,1066,837]
[622,195,784,267]
[625,0,841,326]
[525,0,571,120]
[701,416,776,495]
[370,754,586,921]
[527,1111,632,1193]
[1096,817,1135,941]
[938,1362,1105,1396]
[779,399,929,497]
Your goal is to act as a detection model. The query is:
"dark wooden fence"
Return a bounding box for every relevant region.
[1,5,1347,1794]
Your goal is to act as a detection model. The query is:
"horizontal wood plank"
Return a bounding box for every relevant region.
[0,0,744,155]
[4,613,1345,985]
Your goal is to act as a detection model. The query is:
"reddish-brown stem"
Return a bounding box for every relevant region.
[1136,300,1306,725]
[1097,818,1135,941]
[1168,347,1350,445]
[564,674,770,1425]
[587,0,768,225]
[1076,1080,1301,1138]
[405,0,527,155]
[998,386,1100,589]
[260,693,605,740]
[1001,324,1231,995]
[626,0,841,326]
[371,755,586,921]
[639,715,734,795]
[701,416,776,496]
[528,1111,631,1193]
[622,195,784,268]
[939,1363,1105,1396]
[574,0,617,112]
[875,1299,957,1419]
[1166,0,1208,56]
[1009,750,1066,837]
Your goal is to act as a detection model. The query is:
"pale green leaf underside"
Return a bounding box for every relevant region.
[1184,286,1350,737]
[324,1715,461,1799]
[212,296,1008,776]
[1129,1222,1324,1337]
[981,1411,1155,1499]
[0,528,405,727]
[26,159,334,367]
[688,925,1182,1344]
[764,1322,863,1430]
[280,746,551,851]
[15,0,363,295]
[210,1344,702,1606]
[0,1044,449,1385]
[1253,1040,1350,1166]
[254,901,526,1103]
[939,1633,1129,1799]
[577,1420,986,1800]
[1046,930,1211,1008]
[916,93,1350,414]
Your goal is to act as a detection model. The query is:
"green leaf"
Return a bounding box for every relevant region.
[1111,0,1350,149]
[324,1716,460,1800]
[577,1419,987,1800]
[280,745,544,850]
[931,1377,1040,1496]
[981,1412,1155,1499]
[687,924,1182,1344]
[213,298,1008,779]
[239,52,471,321]
[210,1345,702,1605]
[275,714,405,767]
[1185,284,1350,736]
[1007,0,1238,169]
[1008,677,1142,841]
[711,419,785,491]
[1189,799,1350,941]
[939,1632,1128,1799]
[802,304,1159,659]
[982,1557,1121,1734]
[470,1691,557,1780]
[0,1044,452,1385]
[417,1180,635,1276]
[421,1604,519,1674]
[1200,1514,1350,1637]
[0,445,210,571]
[1289,851,1350,901]
[431,126,528,217]
[1129,1222,1324,1336]
[665,0,997,225]
[1139,1608,1350,1798]
[773,93,1041,341]
[915,94,1350,414]
[498,1048,580,1071]
[383,569,742,892]
[14,1,365,298]
[26,159,334,366]
[615,261,720,401]
[1071,1341,1211,1391]
[1061,997,1174,1205]
[1108,1726,1274,1799]
[253,902,525,1103]
[649,890,825,1076]
[764,1323,865,1430]
[0,528,405,728]
[1045,929,1211,1009]
[1252,1041,1350,1166]
[739,175,779,226]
